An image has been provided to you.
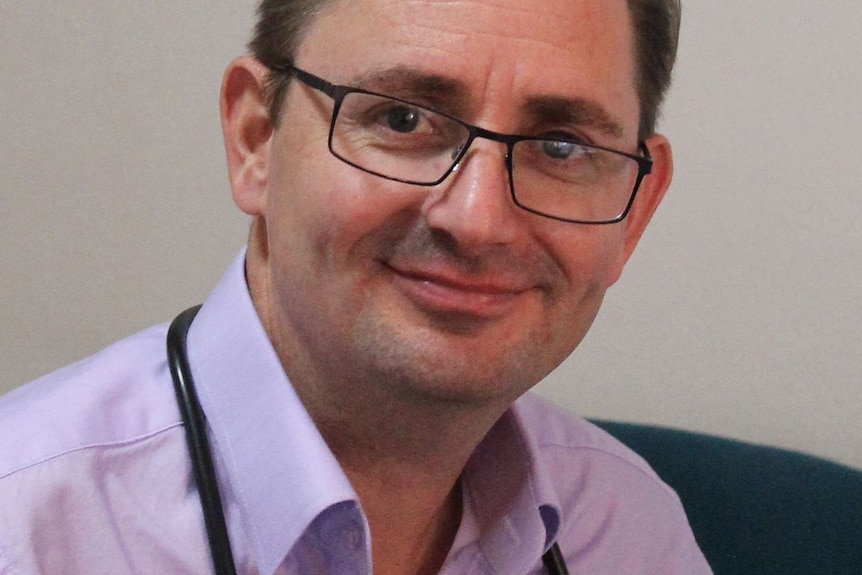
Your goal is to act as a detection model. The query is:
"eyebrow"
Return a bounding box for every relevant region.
[348,67,471,115]
[345,67,625,139]
[523,96,625,139]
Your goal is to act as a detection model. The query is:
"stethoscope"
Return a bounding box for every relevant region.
[167,306,570,575]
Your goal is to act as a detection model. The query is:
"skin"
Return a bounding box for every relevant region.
[220,0,673,572]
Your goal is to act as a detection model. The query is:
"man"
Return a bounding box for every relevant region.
[0,0,712,573]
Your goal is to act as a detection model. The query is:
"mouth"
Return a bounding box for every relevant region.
[384,262,535,320]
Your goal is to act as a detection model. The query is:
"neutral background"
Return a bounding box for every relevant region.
[2,2,860,469]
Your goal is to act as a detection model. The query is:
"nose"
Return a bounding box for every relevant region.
[422,141,523,251]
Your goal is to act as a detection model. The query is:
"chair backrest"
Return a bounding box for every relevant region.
[591,420,862,575]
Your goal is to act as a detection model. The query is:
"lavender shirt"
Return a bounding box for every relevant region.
[0,251,711,574]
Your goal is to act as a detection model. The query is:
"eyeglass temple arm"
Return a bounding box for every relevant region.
[268,62,338,99]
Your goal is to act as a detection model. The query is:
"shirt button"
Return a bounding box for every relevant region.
[342,521,364,551]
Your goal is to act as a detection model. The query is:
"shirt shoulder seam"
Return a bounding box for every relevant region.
[0,421,184,481]
[537,440,676,495]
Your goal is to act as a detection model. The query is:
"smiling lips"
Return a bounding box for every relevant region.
[385,262,536,319]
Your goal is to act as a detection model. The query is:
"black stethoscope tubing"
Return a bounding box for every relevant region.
[167,305,568,575]
[168,305,238,575]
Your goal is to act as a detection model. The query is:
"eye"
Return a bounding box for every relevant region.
[540,138,595,160]
[542,140,577,159]
[384,105,422,133]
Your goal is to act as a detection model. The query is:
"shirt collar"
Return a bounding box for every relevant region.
[187,249,360,575]
[459,403,562,574]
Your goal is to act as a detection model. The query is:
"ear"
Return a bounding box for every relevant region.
[610,134,673,280]
[220,56,274,216]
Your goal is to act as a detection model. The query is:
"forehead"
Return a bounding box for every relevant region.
[295,0,638,135]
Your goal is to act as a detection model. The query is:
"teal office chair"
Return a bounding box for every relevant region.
[591,421,862,575]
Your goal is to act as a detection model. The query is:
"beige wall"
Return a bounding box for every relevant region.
[2,1,860,468]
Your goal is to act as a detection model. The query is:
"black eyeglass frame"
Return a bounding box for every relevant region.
[270,62,654,225]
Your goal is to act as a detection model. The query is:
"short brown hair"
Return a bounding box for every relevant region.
[249,0,681,138]
[627,0,681,137]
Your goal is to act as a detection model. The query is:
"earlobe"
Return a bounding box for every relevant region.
[220,56,274,216]
[619,134,674,265]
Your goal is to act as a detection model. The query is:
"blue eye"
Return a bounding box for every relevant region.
[542,140,580,159]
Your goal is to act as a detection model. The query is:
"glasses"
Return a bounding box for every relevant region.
[271,63,653,225]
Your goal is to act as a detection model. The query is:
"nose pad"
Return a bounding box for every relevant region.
[449,144,466,174]
[450,145,463,162]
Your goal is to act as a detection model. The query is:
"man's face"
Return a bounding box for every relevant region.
[242,0,667,405]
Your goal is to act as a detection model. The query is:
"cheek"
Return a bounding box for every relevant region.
[551,223,627,299]
[266,130,426,279]
[541,224,627,346]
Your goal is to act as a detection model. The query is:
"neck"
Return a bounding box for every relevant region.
[347,456,464,575]
[319,390,499,574]
[296,356,501,574]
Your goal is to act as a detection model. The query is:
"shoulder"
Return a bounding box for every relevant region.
[0,325,180,479]
[0,327,215,574]
[513,392,666,485]
[512,393,711,573]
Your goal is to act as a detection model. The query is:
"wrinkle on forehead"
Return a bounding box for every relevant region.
[375,0,621,48]
[304,0,638,137]
[311,0,632,74]
[313,0,617,56]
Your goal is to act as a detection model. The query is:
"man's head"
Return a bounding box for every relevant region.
[221,0,677,411]
[249,0,681,138]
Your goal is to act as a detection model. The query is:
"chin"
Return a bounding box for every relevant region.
[354,320,554,407]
